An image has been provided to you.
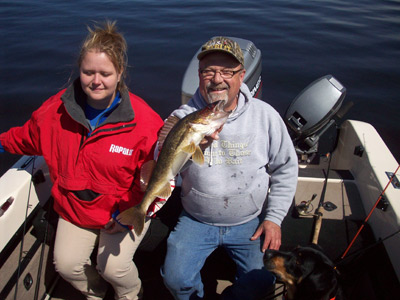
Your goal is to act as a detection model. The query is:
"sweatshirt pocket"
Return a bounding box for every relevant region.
[181,188,261,225]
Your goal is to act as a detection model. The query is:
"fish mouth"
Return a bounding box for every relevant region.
[213,100,226,112]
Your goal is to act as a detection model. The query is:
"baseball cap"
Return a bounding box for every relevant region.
[197,36,244,66]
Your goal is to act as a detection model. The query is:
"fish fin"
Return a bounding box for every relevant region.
[192,146,205,165]
[156,182,172,199]
[182,141,196,154]
[140,160,156,192]
[158,115,180,150]
[117,207,146,236]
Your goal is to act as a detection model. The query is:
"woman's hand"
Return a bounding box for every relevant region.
[104,218,128,234]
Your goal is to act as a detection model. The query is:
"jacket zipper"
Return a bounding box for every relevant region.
[89,123,136,138]
[76,127,87,165]
[75,123,137,164]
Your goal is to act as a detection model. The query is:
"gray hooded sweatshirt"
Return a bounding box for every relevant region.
[172,83,298,227]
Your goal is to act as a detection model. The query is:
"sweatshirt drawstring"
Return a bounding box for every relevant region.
[209,142,214,167]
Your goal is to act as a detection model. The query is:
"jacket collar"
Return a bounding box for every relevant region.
[61,78,135,129]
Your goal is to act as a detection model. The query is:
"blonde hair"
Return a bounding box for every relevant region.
[78,20,128,91]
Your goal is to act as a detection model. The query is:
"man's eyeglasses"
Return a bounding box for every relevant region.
[199,68,243,79]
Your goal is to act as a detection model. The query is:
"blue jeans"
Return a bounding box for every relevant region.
[161,211,275,300]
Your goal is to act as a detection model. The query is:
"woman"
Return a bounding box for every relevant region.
[0,21,163,300]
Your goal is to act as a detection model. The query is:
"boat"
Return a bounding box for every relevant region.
[0,37,399,300]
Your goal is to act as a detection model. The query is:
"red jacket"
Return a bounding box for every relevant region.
[0,80,163,228]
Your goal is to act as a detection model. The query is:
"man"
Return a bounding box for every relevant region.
[162,37,298,300]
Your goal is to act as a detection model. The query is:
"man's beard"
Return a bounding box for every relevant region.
[206,82,229,103]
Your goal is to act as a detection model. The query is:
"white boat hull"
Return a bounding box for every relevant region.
[331,120,400,280]
[0,156,52,253]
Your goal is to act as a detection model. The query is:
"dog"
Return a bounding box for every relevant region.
[263,244,343,300]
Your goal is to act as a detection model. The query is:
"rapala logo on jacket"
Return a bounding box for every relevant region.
[109,144,133,156]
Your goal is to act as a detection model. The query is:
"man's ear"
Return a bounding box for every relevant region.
[239,68,246,84]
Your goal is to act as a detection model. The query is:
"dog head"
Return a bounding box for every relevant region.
[264,245,340,300]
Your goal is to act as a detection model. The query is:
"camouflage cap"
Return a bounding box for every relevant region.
[197,36,244,66]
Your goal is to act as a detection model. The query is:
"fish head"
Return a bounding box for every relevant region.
[192,100,231,134]
[213,99,227,112]
[202,100,230,119]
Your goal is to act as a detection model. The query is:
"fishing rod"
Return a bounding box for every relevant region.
[311,152,332,244]
[14,156,37,300]
[336,227,400,267]
[340,164,400,259]
[305,101,353,244]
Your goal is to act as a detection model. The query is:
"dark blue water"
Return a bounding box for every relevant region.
[1,0,399,176]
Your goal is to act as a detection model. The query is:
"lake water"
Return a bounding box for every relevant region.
[1,0,399,176]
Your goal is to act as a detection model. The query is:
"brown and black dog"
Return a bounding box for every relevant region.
[264,244,343,300]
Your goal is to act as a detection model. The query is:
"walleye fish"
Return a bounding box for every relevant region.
[117,100,230,235]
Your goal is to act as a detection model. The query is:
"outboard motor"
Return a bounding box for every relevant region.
[181,37,262,104]
[285,75,349,163]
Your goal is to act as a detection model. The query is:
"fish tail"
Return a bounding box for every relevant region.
[117,206,146,235]
[131,207,146,236]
